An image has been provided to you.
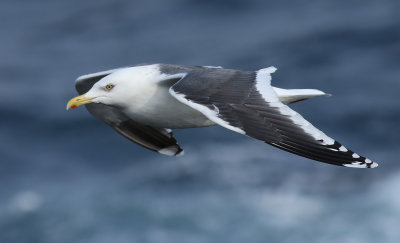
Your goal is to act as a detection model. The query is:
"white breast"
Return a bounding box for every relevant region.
[122,83,215,128]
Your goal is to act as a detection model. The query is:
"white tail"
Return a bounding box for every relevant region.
[272,87,331,104]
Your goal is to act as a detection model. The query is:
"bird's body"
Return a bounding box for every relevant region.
[124,86,215,128]
[116,66,215,128]
[67,63,378,168]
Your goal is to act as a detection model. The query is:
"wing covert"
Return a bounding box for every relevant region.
[169,67,377,168]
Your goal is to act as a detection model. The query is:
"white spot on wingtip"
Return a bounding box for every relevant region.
[352,153,360,158]
[339,145,348,152]
[343,163,367,168]
[159,146,180,156]
[343,160,379,168]
[370,162,379,168]
[365,159,379,168]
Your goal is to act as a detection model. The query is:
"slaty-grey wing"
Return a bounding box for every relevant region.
[170,67,375,167]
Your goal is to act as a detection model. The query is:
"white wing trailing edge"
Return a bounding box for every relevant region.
[169,65,378,168]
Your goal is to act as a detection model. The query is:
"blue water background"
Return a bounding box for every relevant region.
[0,0,399,242]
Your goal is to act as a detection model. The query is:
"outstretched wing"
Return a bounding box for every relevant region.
[169,66,377,168]
[75,68,183,156]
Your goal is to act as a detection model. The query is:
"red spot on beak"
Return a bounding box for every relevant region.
[71,105,77,109]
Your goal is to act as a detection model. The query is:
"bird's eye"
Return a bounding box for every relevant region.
[105,84,114,91]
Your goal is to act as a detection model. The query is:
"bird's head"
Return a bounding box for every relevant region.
[66,77,123,110]
[66,66,158,110]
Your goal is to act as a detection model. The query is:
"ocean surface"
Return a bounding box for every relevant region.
[0,0,399,242]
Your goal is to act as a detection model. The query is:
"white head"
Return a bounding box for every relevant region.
[66,65,160,110]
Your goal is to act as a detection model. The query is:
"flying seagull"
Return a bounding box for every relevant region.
[66,64,378,168]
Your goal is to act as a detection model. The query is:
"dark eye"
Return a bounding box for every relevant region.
[105,84,114,91]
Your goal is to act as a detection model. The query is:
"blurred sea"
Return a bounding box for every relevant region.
[0,0,399,242]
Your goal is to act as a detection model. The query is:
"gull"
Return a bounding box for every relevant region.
[66,64,378,168]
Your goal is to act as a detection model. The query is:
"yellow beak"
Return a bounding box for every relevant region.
[66,94,95,110]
